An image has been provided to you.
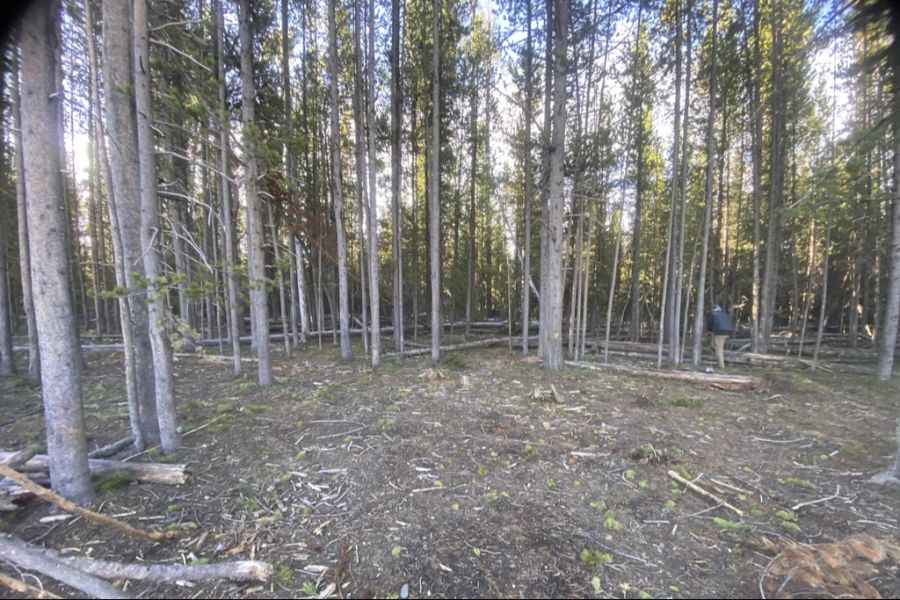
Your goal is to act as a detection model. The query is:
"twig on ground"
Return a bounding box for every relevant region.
[791,486,840,512]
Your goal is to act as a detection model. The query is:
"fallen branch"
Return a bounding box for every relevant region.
[0,572,61,599]
[791,485,840,512]
[567,360,760,390]
[0,534,129,599]
[385,337,512,358]
[0,465,173,544]
[0,453,188,485]
[24,543,271,583]
[0,449,37,468]
[88,437,134,459]
[667,469,744,517]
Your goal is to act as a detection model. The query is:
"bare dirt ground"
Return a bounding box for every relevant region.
[1,340,898,599]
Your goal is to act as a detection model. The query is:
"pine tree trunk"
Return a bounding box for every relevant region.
[812,213,832,371]
[430,0,442,362]
[102,0,159,446]
[328,0,352,361]
[693,0,718,366]
[522,0,533,356]
[391,0,403,353]
[541,0,568,371]
[876,56,900,381]
[466,74,478,338]
[213,0,241,374]
[19,0,94,503]
[12,55,40,381]
[135,0,179,453]
[352,0,370,356]
[294,237,310,342]
[366,0,380,367]
[750,0,763,353]
[629,4,645,343]
[760,1,784,354]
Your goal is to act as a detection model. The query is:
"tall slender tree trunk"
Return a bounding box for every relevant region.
[798,221,817,357]
[238,0,273,382]
[677,2,692,363]
[20,0,93,503]
[135,0,179,453]
[693,0,718,366]
[629,4,645,342]
[329,0,352,361]
[430,0,442,362]
[539,0,553,358]
[541,0,568,371]
[213,0,241,374]
[522,0,534,356]
[760,0,784,354]
[812,213,832,371]
[294,237,310,341]
[466,68,478,338]
[750,0,763,353]
[282,0,297,350]
[670,0,685,365]
[12,54,40,381]
[366,0,381,366]
[876,53,900,381]
[352,0,370,356]
[102,0,159,447]
[391,0,403,353]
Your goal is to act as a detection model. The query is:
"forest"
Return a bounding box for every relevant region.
[0,0,899,598]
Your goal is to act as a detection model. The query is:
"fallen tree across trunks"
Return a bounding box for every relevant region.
[565,360,760,390]
[0,452,189,485]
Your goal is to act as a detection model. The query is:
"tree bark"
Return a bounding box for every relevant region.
[541,0,568,371]
[629,4,645,342]
[877,51,900,381]
[102,0,159,447]
[19,0,94,503]
[238,0,273,383]
[391,0,404,353]
[134,0,179,453]
[352,0,370,356]
[213,0,242,375]
[0,534,127,599]
[522,0,534,356]
[693,0,718,366]
[812,213,832,371]
[11,54,39,381]
[430,0,442,362]
[366,0,381,367]
[329,0,353,361]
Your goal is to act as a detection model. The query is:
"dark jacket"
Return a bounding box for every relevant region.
[707,306,733,334]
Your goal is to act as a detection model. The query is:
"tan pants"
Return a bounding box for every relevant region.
[711,335,728,369]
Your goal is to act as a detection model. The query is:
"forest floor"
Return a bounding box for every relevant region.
[1,339,899,599]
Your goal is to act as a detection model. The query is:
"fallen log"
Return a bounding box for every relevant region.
[0,452,188,485]
[55,550,271,583]
[0,572,61,599]
[0,466,174,544]
[0,534,129,599]
[384,337,516,358]
[0,449,36,468]
[565,360,760,390]
[88,437,134,459]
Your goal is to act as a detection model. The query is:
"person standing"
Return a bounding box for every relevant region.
[707,302,734,369]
